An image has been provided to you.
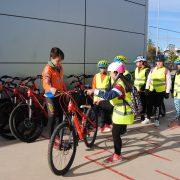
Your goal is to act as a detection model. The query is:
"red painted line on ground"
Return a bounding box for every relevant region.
[167,125,180,131]
[89,149,107,156]
[139,139,172,161]
[140,138,180,158]
[171,149,180,153]
[145,149,172,161]
[155,170,180,180]
[84,155,135,180]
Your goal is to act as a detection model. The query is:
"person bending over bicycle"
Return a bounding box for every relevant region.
[86,62,134,163]
[42,47,67,136]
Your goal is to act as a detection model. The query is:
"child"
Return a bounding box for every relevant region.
[134,56,150,122]
[92,60,112,133]
[170,57,180,126]
[42,47,66,136]
[87,62,134,163]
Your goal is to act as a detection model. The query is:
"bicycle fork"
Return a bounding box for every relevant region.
[27,97,32,120]
[72,114,83,140]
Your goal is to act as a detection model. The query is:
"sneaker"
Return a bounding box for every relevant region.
[98,126,105,133]
[154,119,160,127]
[103,124,111,133]
[104,153,122,163]
[141,118,150,124]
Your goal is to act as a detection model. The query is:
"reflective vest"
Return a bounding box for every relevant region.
[124,70,130,76]
[94,73,110,102]
[110,79,134,125]
[149,67,166,92]
[124,70,132,81]
[134,67,148,91]
[174,73,180,99]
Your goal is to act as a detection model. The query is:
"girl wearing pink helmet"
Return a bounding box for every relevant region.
[86,62,134,163]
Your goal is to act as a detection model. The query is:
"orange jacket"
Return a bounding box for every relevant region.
[42,63,66,92]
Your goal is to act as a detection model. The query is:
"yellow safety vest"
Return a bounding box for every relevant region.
[149,67,166,92]
[124,70,132,81]
[110,79,134,125]
[174,73,180,99]
[134,67,148,91]
[94,73,110,102]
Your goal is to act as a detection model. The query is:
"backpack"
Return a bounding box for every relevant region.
[123,86,143,116]
[112,74,142,116]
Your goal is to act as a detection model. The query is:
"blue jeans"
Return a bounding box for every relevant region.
[174,98,180,118]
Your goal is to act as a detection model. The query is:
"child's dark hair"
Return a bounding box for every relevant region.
[50,47,64,59]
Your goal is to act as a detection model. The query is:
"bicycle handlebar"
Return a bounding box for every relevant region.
[0,75,13,79]
[67,74,93,79]
[23,75,42,85]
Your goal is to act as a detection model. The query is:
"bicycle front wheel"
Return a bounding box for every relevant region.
[48,119,77,175]
[83,107,98,148]
[9,103,44,142]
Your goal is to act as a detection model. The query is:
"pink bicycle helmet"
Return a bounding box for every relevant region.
[107,62,125,74]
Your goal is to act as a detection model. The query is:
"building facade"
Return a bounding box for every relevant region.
[0,0,148,77]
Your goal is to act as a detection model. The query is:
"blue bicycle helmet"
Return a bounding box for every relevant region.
[156,54,166,62]
[174,56,180,65]
[97,59,108,68]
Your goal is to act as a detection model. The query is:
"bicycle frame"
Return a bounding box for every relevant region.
[67,99,96,140]
[27,88,48,119]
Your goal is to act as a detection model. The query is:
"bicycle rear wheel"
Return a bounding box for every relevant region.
[83,107,98,148]
[0,101,15,140]
[0,101,13,129]
[9,103,44,142]
[48,119,77,175]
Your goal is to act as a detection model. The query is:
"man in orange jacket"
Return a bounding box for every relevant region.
[42,47,66,136]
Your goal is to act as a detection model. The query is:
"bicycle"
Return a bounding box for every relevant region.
[48,89,98,175]
[66,74,93,106]
[9,75,48,143]
[0,76,30,139]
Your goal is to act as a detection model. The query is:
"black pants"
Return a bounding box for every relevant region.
[46,97,63,136]
[95,100,113,128]
[146,91,165,120]
[112,123,127,155]
[139,91,147,115]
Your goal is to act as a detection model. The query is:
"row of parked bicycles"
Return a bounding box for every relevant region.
[0,74,98,175]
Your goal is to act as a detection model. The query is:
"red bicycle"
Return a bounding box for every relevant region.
[48,90,98,175]
[9,75,48,143]
[0,76,32,139]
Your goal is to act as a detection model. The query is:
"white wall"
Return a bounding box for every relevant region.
[0,0,148,76]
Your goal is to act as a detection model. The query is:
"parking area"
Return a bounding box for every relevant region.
[0,98,180,180]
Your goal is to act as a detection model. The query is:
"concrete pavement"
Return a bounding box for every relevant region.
[0,98,180,180]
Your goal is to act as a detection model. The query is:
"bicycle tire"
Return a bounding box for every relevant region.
[0,101,14,131]
[9,103,44,143]
[48,120,77,175]
[83,107,98,148]
[0,129,15,140]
